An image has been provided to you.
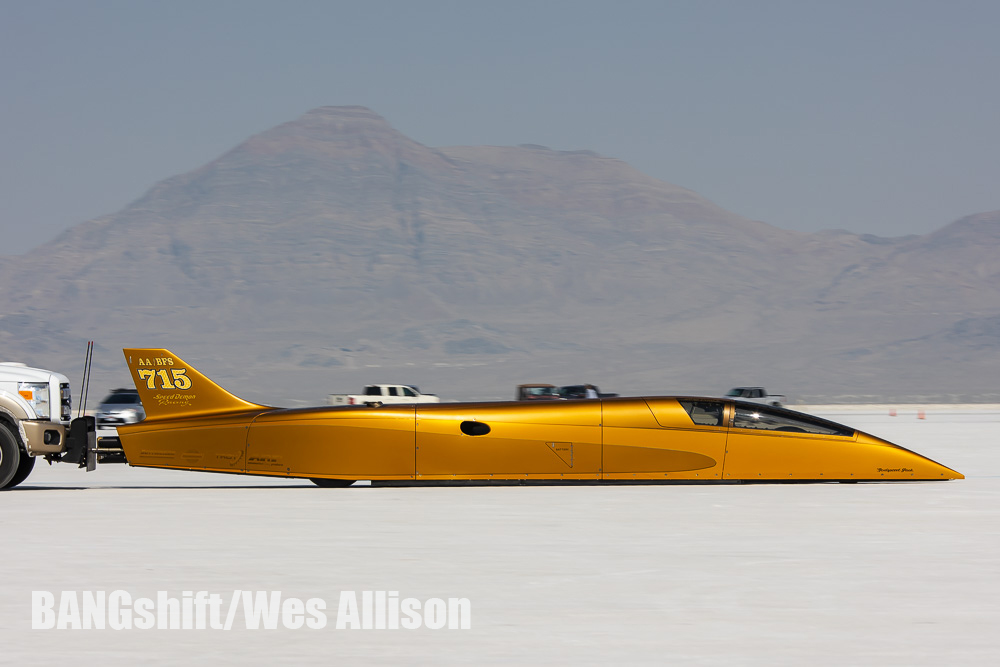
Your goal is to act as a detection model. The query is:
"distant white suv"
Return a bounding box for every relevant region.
[95,388,145,428]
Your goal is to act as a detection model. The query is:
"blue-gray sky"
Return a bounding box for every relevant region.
[2,0,998,254]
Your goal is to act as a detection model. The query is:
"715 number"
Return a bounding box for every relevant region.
[137,368,192,390]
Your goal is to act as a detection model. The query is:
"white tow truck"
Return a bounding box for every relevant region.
[0,361,74,489]
[1,352,124,490]
[327,384,441,406]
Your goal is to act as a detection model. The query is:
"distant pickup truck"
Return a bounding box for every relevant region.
[724,387,786,407]
[327,384,441,406]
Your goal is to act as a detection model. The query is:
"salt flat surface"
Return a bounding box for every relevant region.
[2,409,998,665]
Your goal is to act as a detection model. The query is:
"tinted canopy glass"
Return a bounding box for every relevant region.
[679,400,724,426]
[732,404,853,436]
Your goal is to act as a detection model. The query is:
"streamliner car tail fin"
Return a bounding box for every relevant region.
[122,348,269,421]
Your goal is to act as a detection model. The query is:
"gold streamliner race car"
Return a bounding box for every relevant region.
[116,348,963,485]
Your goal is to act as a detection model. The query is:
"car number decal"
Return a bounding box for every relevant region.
[136,368,192,390]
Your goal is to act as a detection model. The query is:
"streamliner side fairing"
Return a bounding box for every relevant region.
[117,349,964,485]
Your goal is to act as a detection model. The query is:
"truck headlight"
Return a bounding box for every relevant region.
[18,381,51,420]
[60,383,72,421]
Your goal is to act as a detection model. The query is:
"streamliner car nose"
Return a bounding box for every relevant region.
[719,401,964,481]
[853,431,964,480]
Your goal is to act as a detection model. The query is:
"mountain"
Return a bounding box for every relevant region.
[1,107,998,405]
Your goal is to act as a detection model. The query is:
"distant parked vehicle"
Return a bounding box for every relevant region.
[516,384,561,401]
[724,387,786,407]
[558,384,618,399]
[327,384,440,406]
[95,388,145,427]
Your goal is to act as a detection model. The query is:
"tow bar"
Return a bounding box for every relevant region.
[58,416,127,470]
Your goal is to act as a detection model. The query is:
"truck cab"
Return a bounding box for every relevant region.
[364,384,421,399]
[516,384,561,400]
[724,387,785,407]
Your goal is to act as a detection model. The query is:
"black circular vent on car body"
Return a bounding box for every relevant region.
[460,421,491,436]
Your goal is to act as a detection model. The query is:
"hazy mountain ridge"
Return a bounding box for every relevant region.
[1,107,998,404]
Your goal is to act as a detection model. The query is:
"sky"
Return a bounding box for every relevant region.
[2,0,998,254]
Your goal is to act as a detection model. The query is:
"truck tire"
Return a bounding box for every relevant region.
[310,478,355,488]
[4,452,36,489]
[0,422,22,489]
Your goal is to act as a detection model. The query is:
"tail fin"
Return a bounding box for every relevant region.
[123,348,268,421]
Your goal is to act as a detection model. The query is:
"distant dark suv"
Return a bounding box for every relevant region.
[95,388,145,427]
[558,385,619,399]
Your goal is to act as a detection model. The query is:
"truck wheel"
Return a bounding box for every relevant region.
[310,478,355,488]
[4,453,36,489]
[0,423,22,489]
